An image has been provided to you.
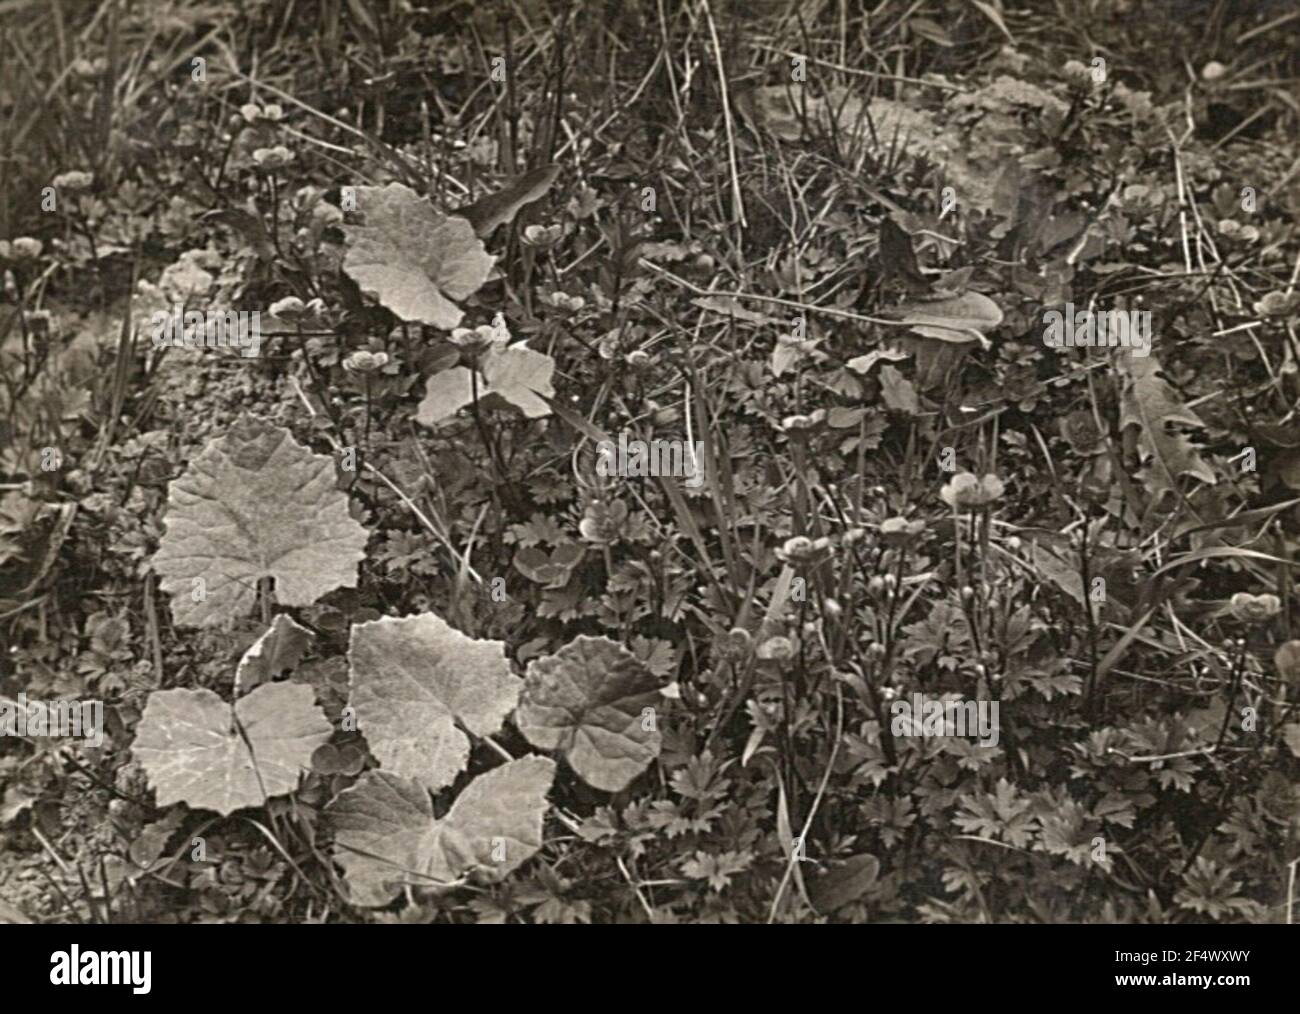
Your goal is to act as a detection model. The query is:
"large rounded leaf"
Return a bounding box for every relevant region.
[151,414,370,627]
[515,635,661,792]
[342,183,494,329]
[348,613,523,791]
[131,682,332,816]
[327,757,555,907]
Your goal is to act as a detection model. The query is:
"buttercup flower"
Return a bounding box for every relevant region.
[11,237,43,260]
[522,224,563,248]
[269,296,305,318]
[1253,291,1300,318]
[71,58,103,79]
[252,146,294,169]
[757,635,796,661]
[269,296,326,325]
[53,171,94,192]
[578,498,629,545]
[343,351,389,374]
[776,535,832,566]
[1229,592,1281,624]
[940,471,1005,509]
[545,291,585,313]
[449,316,510,357]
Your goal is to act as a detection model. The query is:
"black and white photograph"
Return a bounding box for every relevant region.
[0,0,1297,987]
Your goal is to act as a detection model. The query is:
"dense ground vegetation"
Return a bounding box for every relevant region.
[2,0,1300,924]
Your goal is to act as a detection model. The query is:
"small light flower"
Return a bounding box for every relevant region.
[53,171,93,192]
[578,498,629,545]
[1201,61,1227,82]
[252,146,294,170]
[757,635,796,661]
[879,516,925,546]
[240,103,263,123]
[343,350,389,373]
[269,296,328,328]
[269,296,306,318]
[11,237,43,260]
[449,322,506,358]
[940,471,1005,509]
[1253,291,1300,317]
[545,291,586,313]
[1229,592,1280,624]
[522,224,563,248]
[776,535,832,566]
[262,104,284,122]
